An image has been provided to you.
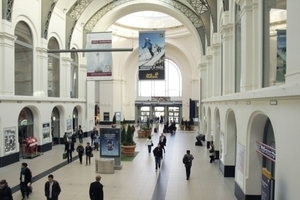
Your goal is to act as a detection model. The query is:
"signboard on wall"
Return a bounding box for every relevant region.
[138,31,165,80]
[115,112,121,122]
[4,127,17,155]
[256,141,276,162]
[42,122,51,144]
[261,168,275,200]
[100,128,120,158]
[103,112,110,121]
[236,142,245,189]
[66,119,73,138]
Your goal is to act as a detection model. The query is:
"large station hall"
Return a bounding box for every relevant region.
[0,0,299,200]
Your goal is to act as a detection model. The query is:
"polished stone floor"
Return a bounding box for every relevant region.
[2,124,237,200]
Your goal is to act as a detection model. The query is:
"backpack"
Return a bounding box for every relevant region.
[182,155,189,164]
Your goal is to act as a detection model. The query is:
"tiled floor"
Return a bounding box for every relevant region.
[2,125,237,200]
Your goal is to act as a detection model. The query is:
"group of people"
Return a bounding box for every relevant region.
[0,163,104,200]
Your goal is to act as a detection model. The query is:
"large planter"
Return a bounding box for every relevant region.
[121,145,136,156]
[190,125,195,131]
[138,130,145,138]
[180,125,185,130]
[145,129,151,137]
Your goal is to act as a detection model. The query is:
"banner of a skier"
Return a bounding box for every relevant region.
[138,31,165,80]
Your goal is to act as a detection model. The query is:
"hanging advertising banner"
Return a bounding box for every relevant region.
[139,31,165,80]
[42,122,51,144]
[100,128,120,157]
[276,29,286,82]
[86,32,112,80]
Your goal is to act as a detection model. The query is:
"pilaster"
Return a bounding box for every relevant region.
[61,55,72,98]
[0,21,16,95]
[35,45,48,97]
[206,48,213,98]
[79,64,87,99]
[211,33,221,97]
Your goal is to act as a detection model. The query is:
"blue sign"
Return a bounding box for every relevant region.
[100,128,120,157]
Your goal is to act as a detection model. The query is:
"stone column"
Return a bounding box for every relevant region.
[211,33,221,97]
[35,39,48,97]
[206,48,213,98]
[61,54,72,98]
[286,0,300,83]
[0,21,16,95]
[79,64,87,99]
[220,11,234,95]
[238,0,254,92]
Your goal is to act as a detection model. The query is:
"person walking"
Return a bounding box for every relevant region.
[159,133,167,153]
[65,140,74,164]
[153,143,163,172]
[90,127,97,147]
[89,175,104,200]
[44,174,61,200]
[93,132,100,151]
[145,136,153,153]
[19,162,32,200]
[0,179,13,200]
[85,142,93,166]
[76,143,84,164]
[78,125,84,144]
[182,150,194,180]
[209,141,215,163]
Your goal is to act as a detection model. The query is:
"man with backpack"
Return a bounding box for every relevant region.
[182,150,194,180]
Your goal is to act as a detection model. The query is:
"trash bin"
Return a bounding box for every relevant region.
[95,158,114,174]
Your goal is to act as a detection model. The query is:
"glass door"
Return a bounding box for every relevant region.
[140,106,150,122]
[153,106,165,122]
[168,107,180,123]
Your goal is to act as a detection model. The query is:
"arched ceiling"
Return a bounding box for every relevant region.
[3,0,223,55]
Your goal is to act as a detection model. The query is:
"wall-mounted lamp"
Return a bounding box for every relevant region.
[270,100,277,105]
[52,116,56,121]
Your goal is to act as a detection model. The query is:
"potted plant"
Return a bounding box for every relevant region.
[121,124,136,156]
[121,126,126,145]
[180,117,185,130]
[144,118,152,137]
[111,114,117,128]
[190,117,195,131]
[137,123,146,138]
[122,118,127,128]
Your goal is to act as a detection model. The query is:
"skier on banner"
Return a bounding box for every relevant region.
[142,38,154,58]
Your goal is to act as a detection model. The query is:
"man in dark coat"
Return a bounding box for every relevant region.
[89,175,104,200]
[19,162,32,200]
[65,140,74,163]
[44,174,61,200]
[182,150,194,180]
[0,179,13,200]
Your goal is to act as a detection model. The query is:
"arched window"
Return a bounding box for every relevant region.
[48,37,60,97]
[71,51,78,98]
[15,21,33,96]
[138,59,182,97]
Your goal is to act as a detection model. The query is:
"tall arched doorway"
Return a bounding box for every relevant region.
[18,108,34,156]
[73,107,78,133]
[51,107,60,145]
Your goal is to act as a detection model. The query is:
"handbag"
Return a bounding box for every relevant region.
[62,152,67,159]
[90,152,94,157]
[151,142,154,146]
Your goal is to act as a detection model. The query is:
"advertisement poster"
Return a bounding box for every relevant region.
[261,168,274,200]
[115,112,121,122]
[66,119,73,138]
[86,32,112,80]
[100,128,120,157]
[42,122,51,144]
[103,112,110,121]
[236,142,245,189]
[139,31,165,80]
[4,127,17,155]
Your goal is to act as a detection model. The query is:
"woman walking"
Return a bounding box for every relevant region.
[145,136,153,153]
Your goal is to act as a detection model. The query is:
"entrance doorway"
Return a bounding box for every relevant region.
[140,106,150,122]
[153,106,165,122]
[167,107,180,123]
